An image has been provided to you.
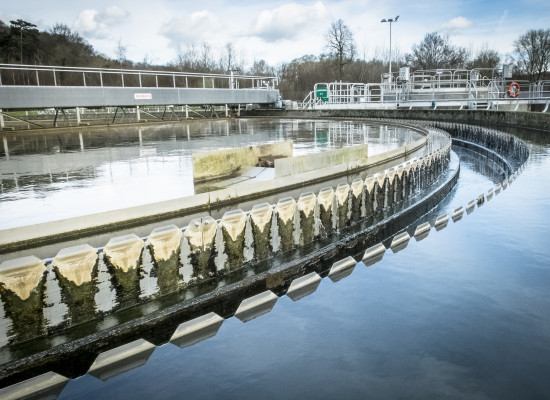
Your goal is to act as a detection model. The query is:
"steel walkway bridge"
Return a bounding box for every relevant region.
[0,63,279,112]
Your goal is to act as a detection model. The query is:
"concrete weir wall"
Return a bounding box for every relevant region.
[274,144,369,178]
[245,109,550,131]
[0,136,452,344]
[192,141,293,182]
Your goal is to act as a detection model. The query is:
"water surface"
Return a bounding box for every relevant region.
[0,119,421,229]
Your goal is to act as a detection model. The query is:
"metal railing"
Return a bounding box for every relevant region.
[302,68,549,112]
[0,63,278,90]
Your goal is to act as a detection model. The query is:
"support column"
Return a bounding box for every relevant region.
[0,109,4,130]
[136,106,141,122]
[225,104,228,118]
[185,105,189,120]
[76,107,81,125]
[2,137,8,158]
[237,104,240,117]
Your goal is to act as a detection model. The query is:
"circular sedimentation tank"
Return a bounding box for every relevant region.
[0,113,541,395]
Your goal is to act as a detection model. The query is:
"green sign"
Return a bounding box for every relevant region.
[316,87,328,102]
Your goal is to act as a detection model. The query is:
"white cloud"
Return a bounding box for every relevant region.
[441,16,473,33]
[100,6,129,24]
[160,10,222,47]
[250,2,330,42]
[74,6,129,39]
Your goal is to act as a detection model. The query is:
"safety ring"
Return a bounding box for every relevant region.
[507,82,520,98]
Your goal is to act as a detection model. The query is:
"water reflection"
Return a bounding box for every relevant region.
[0,119,421,228]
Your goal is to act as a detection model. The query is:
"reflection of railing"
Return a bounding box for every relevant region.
[0,63,278,90]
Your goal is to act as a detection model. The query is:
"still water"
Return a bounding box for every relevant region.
[0,119,421,229]
[56,127,550,399]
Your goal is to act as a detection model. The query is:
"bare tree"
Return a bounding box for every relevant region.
[198,42,215,71]
[512,29,550,81]
[407,32,468,70]
[249,59,275,76]
[325,19,356,80]
[220,42,235,71]
[115,39,126,67]
[467,45,500,70]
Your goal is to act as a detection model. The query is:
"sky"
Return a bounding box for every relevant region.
[1,0,549,67]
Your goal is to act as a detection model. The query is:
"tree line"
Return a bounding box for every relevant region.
[0,18,549,101]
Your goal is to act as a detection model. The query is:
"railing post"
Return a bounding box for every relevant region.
[100,71,103,87]
[185,105,189,119]
[83,72,86,87]
[185,76,188,88]
[155,75,158,88]
[36,70,39,86]
[121,74,125,88]
[0,109,4,129]
[136,106,141,121]
[53,69,57,86]
[139,72,142,88]
[202,76,205,88]
[173,74,176,88]
[225,104,228,117]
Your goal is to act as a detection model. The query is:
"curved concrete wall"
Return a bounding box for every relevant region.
[0,133,452,347]
[245,109,550,131]
[0,121,532,392]
[0,120,530,353]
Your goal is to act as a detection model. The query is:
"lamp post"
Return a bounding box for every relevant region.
[381,15,399,79]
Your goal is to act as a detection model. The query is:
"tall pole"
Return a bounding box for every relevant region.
[381,16,399,80]
[389,21,392,76]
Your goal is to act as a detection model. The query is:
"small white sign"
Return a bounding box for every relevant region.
[134,93,152,100]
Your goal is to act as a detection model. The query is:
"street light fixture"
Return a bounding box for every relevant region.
[381,15,399,79]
